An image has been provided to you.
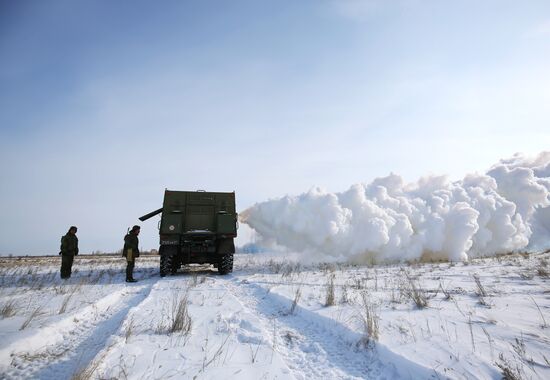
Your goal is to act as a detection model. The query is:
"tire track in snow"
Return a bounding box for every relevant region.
[217,275,383,380]
[2,280,157,380]
[220,275,440,380]
[87,274,299,380]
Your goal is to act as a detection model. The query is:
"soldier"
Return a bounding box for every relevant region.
[59,226,78,279]
[123,225,140,282]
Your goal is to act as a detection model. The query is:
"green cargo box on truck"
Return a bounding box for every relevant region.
[139,190,238,276]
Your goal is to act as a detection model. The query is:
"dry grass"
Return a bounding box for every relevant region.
[289,286,302,315]
[404,271,429,309]
[468,317,476,352]
[71,345,113,380]
[528,296,548,329]
[340,283,350,304]
[169,291,192,335]
[481,326,495,360]
[473,274,488,297]
[59,292,74,314]
[1,299,17,319]
[473,274,491,307]
[519,271,534,280]
[357,291,380,347]
[266,259,284,274]
[249,340,262,363]
[496,353,524,380]
[537,266,549,278]
[124,317,135,343]
[438,281,452,300]
[20,305,44,330]
[201,333,231,371]
[281,262,302,278]
[324,274,336,307]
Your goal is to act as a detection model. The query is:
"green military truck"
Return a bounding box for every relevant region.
[139,190,238,276]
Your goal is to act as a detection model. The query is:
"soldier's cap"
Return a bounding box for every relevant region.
[69,226,77,232]
[132,225,141,231]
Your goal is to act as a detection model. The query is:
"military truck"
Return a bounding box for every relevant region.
[139,190,238,276]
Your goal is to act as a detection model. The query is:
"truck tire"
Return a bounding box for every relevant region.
[218,253,233,275]
[160,255,173,277]
[171,256,179,274]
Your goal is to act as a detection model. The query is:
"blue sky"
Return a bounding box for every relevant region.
[1,0,549,255]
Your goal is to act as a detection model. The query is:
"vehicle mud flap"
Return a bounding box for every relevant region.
[217,238,235,254]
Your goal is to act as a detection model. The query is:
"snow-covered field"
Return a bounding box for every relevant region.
[1,252,549,379]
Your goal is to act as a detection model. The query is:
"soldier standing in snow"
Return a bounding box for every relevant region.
[59,226,79,279]
[123,225,140,282]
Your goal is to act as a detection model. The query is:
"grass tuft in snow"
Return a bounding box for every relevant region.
[19,305,44,330]
[324,274,336,307]
[481,326,495,360]
[537,264,549,278]
[58,293,74,314]
[249,340,262,363]
[340,283,350,304]
[124,317,135,343]
[404,271,429,309]
[473,274,491,307]
[357,291,380,347]
[201,332,231,372]
[473,274,488,297]
[1,299,17,318]
[528,296,548,329]
[169,291,192,335]
[496,353,524,380]
[438,281,452,300]
[71,344,113,380]
[289,286,302,315]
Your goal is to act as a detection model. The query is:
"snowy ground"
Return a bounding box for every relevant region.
[0,252,549,379]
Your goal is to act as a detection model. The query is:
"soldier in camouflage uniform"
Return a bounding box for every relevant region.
[123,225,140,282]
[59,226,79,279]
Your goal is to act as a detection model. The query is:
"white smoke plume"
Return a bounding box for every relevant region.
[241,152,550,262]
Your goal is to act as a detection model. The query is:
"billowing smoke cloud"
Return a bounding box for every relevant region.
[241,152,550,262]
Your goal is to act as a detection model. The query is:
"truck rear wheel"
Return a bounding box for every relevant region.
[160,255,173,277]
[218,253,233,275]
[170,256,179,274]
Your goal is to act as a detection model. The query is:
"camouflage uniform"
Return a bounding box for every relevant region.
[60,227,78,279]
[123,226,140,282]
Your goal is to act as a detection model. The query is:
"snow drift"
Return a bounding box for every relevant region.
[241,152,550,262]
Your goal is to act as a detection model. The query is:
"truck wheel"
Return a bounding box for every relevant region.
[218,253,233,275]
[171,256,179,274]
[160,255,173,277]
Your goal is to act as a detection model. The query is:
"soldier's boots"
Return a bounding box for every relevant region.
[126,278,137,283]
